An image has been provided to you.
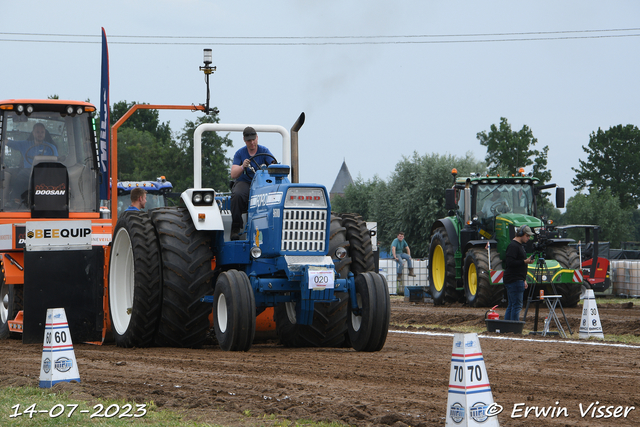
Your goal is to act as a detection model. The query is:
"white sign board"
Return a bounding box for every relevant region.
[308,267,335,290]
[26,220,92,251]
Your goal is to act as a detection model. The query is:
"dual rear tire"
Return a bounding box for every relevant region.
[108,208,213,348]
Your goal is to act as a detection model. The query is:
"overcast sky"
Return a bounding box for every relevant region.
[2,1,639,207]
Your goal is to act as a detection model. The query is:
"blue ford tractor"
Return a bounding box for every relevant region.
[108,116,390,351]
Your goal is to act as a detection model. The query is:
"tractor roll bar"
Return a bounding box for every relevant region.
[193,123,290,189]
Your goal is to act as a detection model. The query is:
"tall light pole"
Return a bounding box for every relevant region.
[199,49,218,115]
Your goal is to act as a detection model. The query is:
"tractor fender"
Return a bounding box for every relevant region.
[431,218,459,254]
[546,238,575,246]
[463,239,498,254]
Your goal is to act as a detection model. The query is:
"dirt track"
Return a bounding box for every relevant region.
[1,298,640,426]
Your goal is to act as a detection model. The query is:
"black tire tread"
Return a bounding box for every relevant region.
[428,227,458,305]
[110,212,162,348]
[546,245,581,308]
[275,291,349,348]
[214,270,256,351]
[151,207,214,348]
[341,214,375,274]
[464,248,504,307]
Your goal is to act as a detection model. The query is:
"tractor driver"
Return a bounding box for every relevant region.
[229,126,275,241]
[480,190,509,218]
[8,122,59,168]
[7,122,60,207]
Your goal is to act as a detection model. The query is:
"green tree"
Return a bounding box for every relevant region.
[477,117,551,183]
[173,114,233,193]
[331,152,485,258]
[331,175,385,222]
[562,189,633,248]
[571,124,640,210]
[110,100,172,143]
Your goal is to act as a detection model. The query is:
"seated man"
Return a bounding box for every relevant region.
[6,122,59,206]
[229,126,275,240]
[8,122,58,167]
[480,190,509,217]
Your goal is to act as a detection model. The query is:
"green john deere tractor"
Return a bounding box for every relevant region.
[428,169,582,308]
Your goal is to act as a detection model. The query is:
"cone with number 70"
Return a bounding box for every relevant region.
[446,333,499,426]
[39,308,80,388]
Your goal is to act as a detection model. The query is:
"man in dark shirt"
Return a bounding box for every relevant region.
[504,225,535,321]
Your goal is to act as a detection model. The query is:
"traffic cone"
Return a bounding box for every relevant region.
[445,333,500,426]
[39,308,80,388]
[579,289,604,339]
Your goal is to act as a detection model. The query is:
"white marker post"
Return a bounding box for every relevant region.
[446,333,499,427]
[579,289,604,339]
[39,308,80,388]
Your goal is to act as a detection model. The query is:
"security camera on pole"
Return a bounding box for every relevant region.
[39,308,80,388]
[446,333,499,427]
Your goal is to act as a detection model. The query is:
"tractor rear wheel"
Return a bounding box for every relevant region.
[348,272,390,352]
[213,270,256,351]
[463,248,504,307]
[329,215,351,279]
[546,245,581,307]
[151,207,214,348]
[275,291,349,348]
[341,213,375,274]
[109,212,162,348]
[428,227,458,305]
[1,263,23,339]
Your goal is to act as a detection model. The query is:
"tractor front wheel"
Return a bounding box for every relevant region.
[428,227,458,305]
[213,270,256,351]
[108,212,162,348]
[348,272,390,352]
[463,248,504,307]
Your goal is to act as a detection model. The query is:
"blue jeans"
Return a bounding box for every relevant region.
[504,280,526,321]
[396,253,413,274]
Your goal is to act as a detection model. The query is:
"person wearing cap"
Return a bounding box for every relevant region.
[503,225,535,321]
[229,126,276,240]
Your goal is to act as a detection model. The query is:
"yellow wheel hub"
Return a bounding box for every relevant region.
[432,245,445,292]
[468,263,477,296]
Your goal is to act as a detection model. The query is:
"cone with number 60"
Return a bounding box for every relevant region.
[39,308,80,388]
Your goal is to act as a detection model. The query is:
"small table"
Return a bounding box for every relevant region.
[541,295,567,338]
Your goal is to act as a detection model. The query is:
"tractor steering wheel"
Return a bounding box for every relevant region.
[25,144,56,166]
[490,201,511,215]
[244,153,279,178]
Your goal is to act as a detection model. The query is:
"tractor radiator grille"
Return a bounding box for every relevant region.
[281,209,327,252]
